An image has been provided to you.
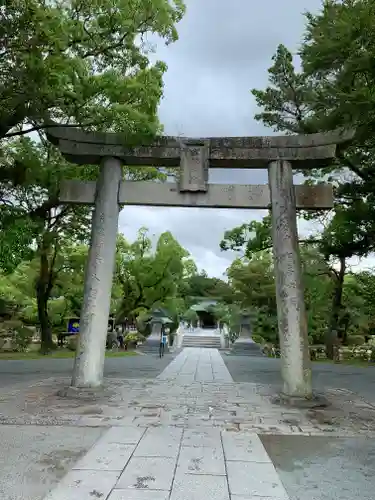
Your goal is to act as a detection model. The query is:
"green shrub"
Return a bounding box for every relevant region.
[124,331,144,348]
[347,335,366,346]
[12,325,34,352]
[252,334,265,345]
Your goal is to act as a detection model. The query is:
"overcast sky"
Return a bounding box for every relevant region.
[118,0,373,277]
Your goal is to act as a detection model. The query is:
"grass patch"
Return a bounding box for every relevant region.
[0,349,138,360]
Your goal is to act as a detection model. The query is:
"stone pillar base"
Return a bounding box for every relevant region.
[272,392,330,409]
[57,386,105,400]
[231,338,264,356]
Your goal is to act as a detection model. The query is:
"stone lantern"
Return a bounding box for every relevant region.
[231,311,263,356]
[140,308,172,353]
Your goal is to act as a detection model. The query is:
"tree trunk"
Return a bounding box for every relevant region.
[36,285,54,354]
[325,256,346,359]
[36,237,56,354]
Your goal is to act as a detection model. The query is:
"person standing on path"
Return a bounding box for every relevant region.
[159,326,167,357]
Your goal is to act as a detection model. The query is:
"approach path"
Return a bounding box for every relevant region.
[44,348,289,499]
[40,348,375,500]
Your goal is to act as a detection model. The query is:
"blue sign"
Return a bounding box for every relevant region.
[67,318,115,334]
[67,318,80,334]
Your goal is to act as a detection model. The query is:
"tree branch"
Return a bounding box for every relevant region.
[337,152,367,181]
[4,119,107,138]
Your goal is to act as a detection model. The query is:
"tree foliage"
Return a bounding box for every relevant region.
[219,0,375,355]
[115,229,189,321]
[0,0,186,350]
[0,0,185,142]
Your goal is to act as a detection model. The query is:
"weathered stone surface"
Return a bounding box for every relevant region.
[59,179,96,204]
[47,123,354,148]
[109,491,170,499]
[222,432,272,463]
[231,313,264,356]
[60,179,334,210]
[231,338,264,356]
[226,461,289,498]
[72,441,136,471]
[51,140,338,167]
[182,428,222,449]
[46,124,354,168]
[43,469,120,500]
[273,392,330,409]
[133,427,182,458]
[171,474,230,500]
[56,386,108,400]
[268,161,312,398]
[178,142,209,192]
[116,456,176,490]
[1,349,375,435]
[71,157,122,389]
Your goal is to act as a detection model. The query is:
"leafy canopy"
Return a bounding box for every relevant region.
[0,0,185,141]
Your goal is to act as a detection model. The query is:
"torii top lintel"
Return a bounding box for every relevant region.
[46,124,354,169]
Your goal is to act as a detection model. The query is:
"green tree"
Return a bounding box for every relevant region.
[0,0,185,145]
[220,215,358,350]
[1,0,186,349]
[301,245,334,345]
[1,139,167,351]
[179,271,235,306]
[115,229,189,322]
[245,1,375,354]
[0,0,184,258]
[341,271,375,339]
[182,308,199,327]
[0,241,124,346]
[226,252,278,344]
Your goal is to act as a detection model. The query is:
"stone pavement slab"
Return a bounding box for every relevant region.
[72,442,135,471]
[116,456,176,490]
[109,491,170,500]
[103,425,146,444]
[182,428,222,448]
[45,426,289,499]
[44,469,120,500]
[133,426,182,458]
[226,461,289,498]
[176,444,226,475]
[222,432,272,462]
[157,347,232,383]
[170,474,230,500]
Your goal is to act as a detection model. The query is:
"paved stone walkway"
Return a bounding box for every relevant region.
[157,347,232,383]
[44,348,290,499]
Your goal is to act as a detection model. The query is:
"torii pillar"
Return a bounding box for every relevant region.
[47,125,353,399]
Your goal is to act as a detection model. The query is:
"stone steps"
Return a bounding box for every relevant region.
[182,335,222,349]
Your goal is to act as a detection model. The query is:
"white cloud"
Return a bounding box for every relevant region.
[118,0,375,276]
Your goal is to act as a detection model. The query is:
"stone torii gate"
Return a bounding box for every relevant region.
[47,126,353,399]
